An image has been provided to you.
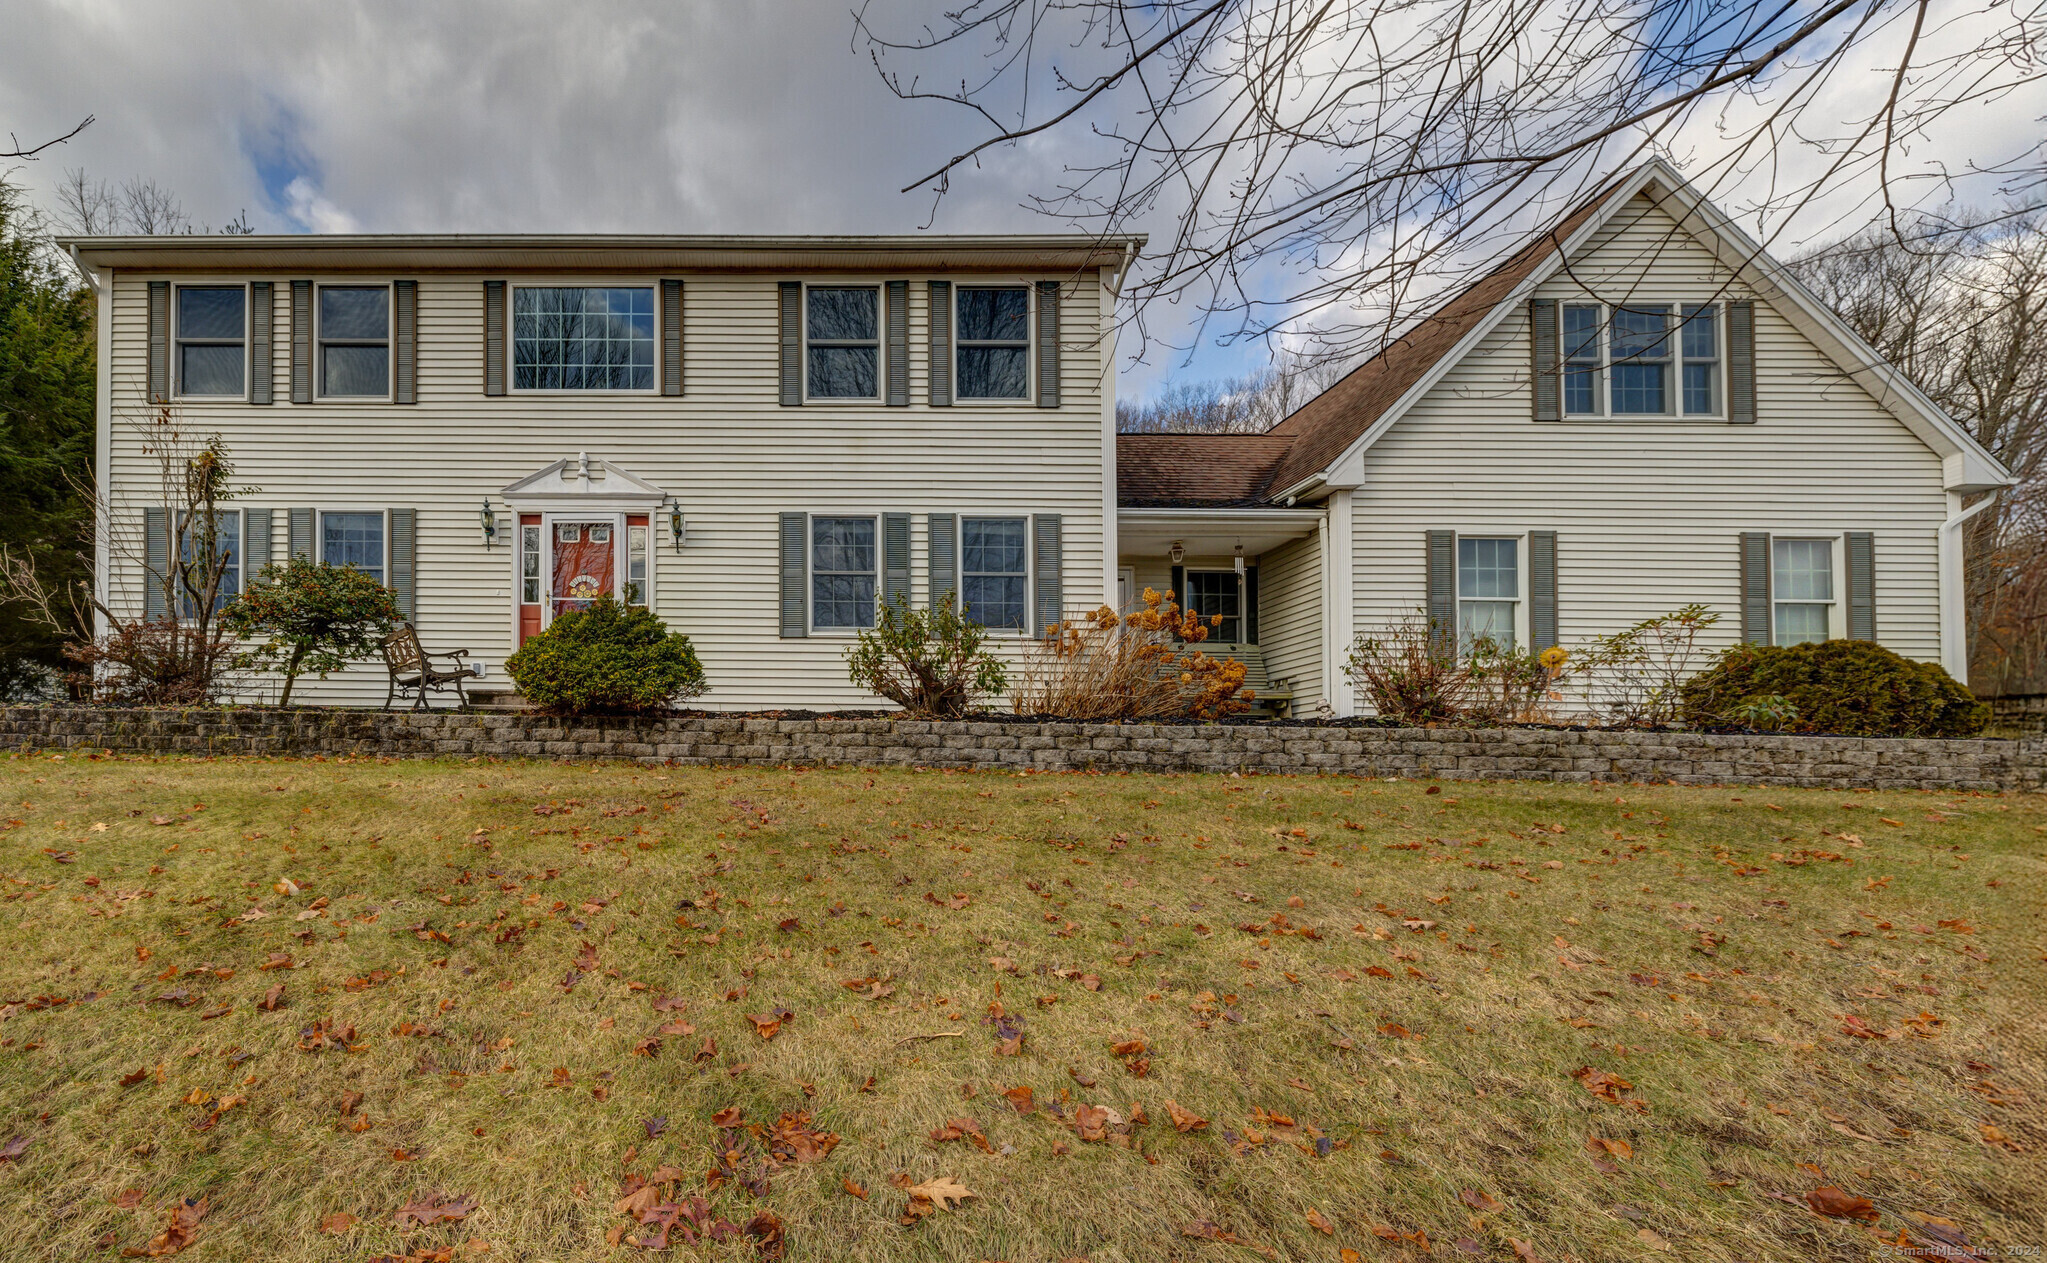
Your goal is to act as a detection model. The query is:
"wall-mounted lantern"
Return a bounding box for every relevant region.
[667,499,687,553]
[479,498,498,548]
[1168,540,1185,565]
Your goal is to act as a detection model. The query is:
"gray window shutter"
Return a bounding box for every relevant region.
[244,509,273,584]
[1728,300,1755,424]
[885,280,909,407]
[483,281,507,397]
[1528,530,1558,651]
[927,280,952,406]
[249,282,274,405]
[1739,532,1772,644]
[390,508,416,622]
[778,282,802,406]
[1033,514,1063,636]
[290,508,315,561]
[927,513,956,607]
[660,279,684,396]
[778,512,807,637]
[147,282,170,403]
[1530,298,1560,421]
[290,280,313,404]
[144,507,169,620]
[1035,280,1060,408]
[1846,530,1875,641]
[393,280,418,405]
[1426,530,1456,650]
[883,512,911,609]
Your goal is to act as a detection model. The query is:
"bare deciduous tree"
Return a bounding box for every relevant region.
[1792,214,2047,692]
[858,1,2047,364]
[55,168,257,239]
[1116,350,1354,431]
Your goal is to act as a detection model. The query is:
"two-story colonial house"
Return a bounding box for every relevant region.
[65,159,2009,712]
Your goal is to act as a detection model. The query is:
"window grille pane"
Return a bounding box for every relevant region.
[811,517,876,628]
[1610,363,1668,413]
[322,512,385,584]
[321,345,389,397]
[961,518,1028,630]
[812,575,876,629]
[179,344,244,396]
[1774,603,1829,645]
[958,288,1029,341]
[1683,362,1716,415]
[320,287,388,339]
[956,346,1028,398]
[807,288,878,341]
[1562,305,1601,360]
[1457,537,1517,599]
[961,576,1026,630]
[178,287,244,339]
[1564,367,1599,415]
[1185,571,1242,643]
[511,287,655,390]
[808,345,878,398]
[1459,600,1516,650]
[1772,538,1832,601]
[1681,305,1716,358]
[1610,307,1670,361]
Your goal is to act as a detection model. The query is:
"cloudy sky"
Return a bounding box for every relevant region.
[3,1,2038,400]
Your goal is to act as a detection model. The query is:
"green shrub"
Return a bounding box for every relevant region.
[223,558,401,706]
[1678,640,1988,737]
[845,592,1008,718]
[503,596,705,715]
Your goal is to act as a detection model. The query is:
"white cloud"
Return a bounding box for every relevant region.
[280,176,358,233]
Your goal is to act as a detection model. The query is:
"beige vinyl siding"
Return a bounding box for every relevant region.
[1255,532,1324,709]
[103,271,1106,709]
[1347,194,1948,699]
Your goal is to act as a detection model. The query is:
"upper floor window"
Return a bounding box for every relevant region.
[176,286,245,397]
[322,511,386,585]
[512,287,655,391]
[956,286,1029,399]
[806,287,879,399]
[1562,302,1721,418]
[319,286,391,398]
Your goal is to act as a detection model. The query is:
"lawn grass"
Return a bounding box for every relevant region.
[0,752,2040,1263]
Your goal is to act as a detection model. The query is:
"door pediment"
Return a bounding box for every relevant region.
[501,453,666,510]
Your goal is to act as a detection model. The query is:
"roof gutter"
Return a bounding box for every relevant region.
[68,244,99,296]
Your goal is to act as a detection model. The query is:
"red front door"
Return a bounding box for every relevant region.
[552,521,615,618]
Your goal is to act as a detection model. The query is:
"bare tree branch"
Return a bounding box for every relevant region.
[1,115,92,161]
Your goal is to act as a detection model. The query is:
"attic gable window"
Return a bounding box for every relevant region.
[512,286,655,391]
[1560,302,1722,418]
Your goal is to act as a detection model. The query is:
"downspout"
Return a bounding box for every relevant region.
[70,245,101,296]
[1938,491,1998,684]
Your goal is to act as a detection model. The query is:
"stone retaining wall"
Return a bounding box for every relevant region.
[4,707,2041,792]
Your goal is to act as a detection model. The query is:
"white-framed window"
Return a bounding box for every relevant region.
[1184,569,1243,643]
[626,524,649,606]
[520,524,542,604]
[1772,537,1834,646]
[960,517,1028,631]
[1457,537,1519,650]
[1561,301,1723,418]
[805,286,881,400]
[175,509,241,617]
[321,510,386,584]
[955,285,1030,400]
[811,515,878,630]
[317,284,391,398]
[175,285,246,398]
[511,286,656,391]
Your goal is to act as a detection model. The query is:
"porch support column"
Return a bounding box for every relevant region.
[1326,490,1356,716]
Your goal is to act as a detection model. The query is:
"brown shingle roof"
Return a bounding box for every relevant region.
[1256,175,1632,494]
[1116,434,1296,507]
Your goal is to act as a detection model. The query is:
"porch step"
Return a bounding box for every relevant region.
[1203,643,1294,716]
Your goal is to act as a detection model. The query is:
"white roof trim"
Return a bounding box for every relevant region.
[501,453,668,507]
[1304,157,2011,497]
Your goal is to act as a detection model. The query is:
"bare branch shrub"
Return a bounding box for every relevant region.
[1011,587,1251,720]
[1570,604,1720,725]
